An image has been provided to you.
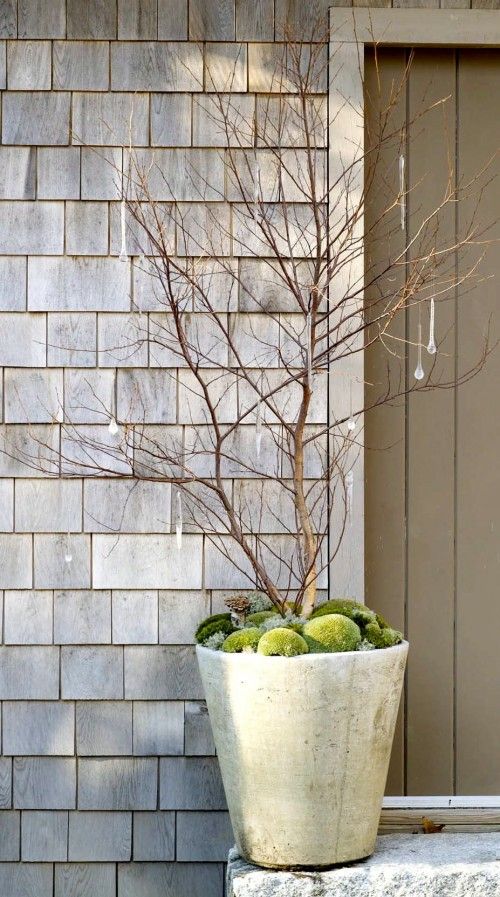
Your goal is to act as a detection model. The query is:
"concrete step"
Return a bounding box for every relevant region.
[227,833,500,897]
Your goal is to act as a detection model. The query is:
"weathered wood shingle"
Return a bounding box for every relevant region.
[0,2,344,893]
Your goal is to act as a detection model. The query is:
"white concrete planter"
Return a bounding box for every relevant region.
[197,641,408,869]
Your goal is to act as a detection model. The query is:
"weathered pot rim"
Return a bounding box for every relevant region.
[197,640,409,662]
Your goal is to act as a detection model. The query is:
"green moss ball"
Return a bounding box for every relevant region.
[303,613,361,653]
[257,627,309,657]
[311,598,376,627]
[222,628,262,653]
[246,611,277,625]
[364,622,403,649]
[196,614,234,645]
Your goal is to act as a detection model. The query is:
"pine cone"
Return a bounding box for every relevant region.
[225,596,251,620]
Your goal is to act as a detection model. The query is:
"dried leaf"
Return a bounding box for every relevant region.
[422,816,445,834]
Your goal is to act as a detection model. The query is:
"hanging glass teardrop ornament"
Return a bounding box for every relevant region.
[399,154,405,231]
[414,321,425,381]
[427,297,437,355]
[108,417,119,436]
[108,376,120,436]
[119,199,128,262]
[347,378,356,432]
[346,470,354,521]
[175,490,183,551]
[64,532,73,565]
[255,398,263,459]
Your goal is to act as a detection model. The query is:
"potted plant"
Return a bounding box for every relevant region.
[14,25,488,872]
[196,595,407,868]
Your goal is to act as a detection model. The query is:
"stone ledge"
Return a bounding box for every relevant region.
[227,834,500,897]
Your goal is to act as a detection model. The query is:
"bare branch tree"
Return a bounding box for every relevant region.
[6,24,494,619]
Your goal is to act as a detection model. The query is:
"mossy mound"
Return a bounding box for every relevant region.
[364,622,403,649]
[246,611,277,625]
[222,628,262,653]
[195,600,403,653]
[257,627,309,657]
[303,613,361,653]
[311,598,376,627]
[195,612,231,639]
[195,613,234,645]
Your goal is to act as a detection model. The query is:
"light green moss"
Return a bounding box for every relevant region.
[222,628,262,653]
[259,614,304,634]
[364,622,403,649]
[257,627,309,657]
[195,613,234,645]
[311,598,376,627]
[203,631,228,651]
[246,611,277,625]
[303,613,361,653]
[357,638,376,652]
[246,591,274,613]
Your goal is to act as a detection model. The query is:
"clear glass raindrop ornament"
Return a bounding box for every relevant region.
[108,417,119,436]
[346,470,354,519]
[347,378,356,431]
[414,321,425,381]
[175,490,183,551]
[427,297,437,355]
[399,154,405,231]
[255,399,263,459]
[64,533,73,565]
[119,198,128,262]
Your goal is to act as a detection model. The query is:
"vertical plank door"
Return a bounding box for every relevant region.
[365,48,500,795]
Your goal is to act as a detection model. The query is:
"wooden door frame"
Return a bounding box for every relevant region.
[329,8,500,809]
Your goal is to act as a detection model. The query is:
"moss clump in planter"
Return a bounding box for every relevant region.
[303,613,362,653]
[195,595,404,654]
[258,613,305,634]
[203,631,228,651]
[311,598,376,628]
[257,627,309,657]
[222,628,262,653]
[195,613,235,645]
[246,591,274,613]
[246,611,276,625]
[364,622,403,649]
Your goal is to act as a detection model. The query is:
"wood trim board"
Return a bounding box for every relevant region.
[379,807,500,834]
[331,9,500,47]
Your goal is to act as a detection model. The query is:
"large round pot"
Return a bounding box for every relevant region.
[197,641,408,869]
